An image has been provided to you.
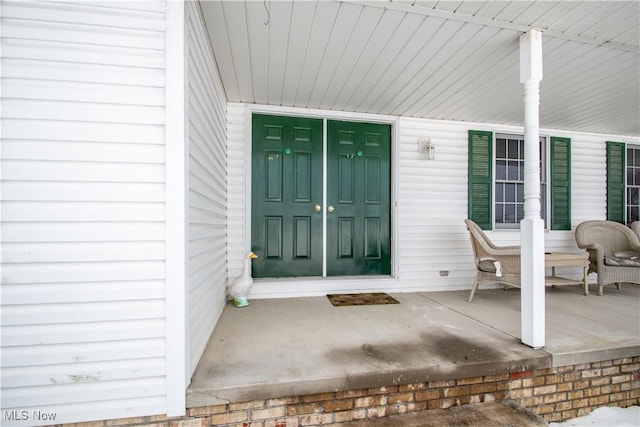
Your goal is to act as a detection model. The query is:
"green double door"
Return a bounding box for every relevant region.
[251,114,391,278]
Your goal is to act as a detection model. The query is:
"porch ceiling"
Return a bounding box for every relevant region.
[200,0,639,136]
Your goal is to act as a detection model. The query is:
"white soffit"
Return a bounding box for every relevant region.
[201,0,639,136]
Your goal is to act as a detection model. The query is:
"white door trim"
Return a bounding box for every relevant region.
[322,118,328,277]
[243,104,401,290]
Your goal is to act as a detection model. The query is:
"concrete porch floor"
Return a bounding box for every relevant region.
[187,283,640,408]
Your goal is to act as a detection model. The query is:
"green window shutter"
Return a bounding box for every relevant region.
[550,137,571,230]
[468,130,493,230]
[607,141,625,223]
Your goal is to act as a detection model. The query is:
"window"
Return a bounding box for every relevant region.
[627,146,640,224]
[494,134,546,228]
[469,130,571,231]
[609,143,640,225]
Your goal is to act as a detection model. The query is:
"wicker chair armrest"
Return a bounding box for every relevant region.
[577,242,604,267]
[576,241,603,253]
[631,221,640,242]
[489,247,520,256]
[627,236,640,254]
[473,234,520,256]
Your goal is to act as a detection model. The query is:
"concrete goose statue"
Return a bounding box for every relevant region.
[230,251,258,307]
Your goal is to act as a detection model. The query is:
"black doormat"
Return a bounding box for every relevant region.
[327,292,400,306]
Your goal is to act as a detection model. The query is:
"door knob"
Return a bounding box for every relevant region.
[327,206,335,213]
[314,204,321,212]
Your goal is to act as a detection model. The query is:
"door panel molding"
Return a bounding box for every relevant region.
[264,216,282,259]
[294,216,311,258]
[338,156,355,203]
[365,156,381,203]
[364,218,382,259]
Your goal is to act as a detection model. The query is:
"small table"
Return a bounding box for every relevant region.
[545,252,590,295]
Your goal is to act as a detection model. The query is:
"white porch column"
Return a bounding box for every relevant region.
[519,29,545,349]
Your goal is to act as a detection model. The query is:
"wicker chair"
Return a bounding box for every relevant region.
[630,221,640,240]
[465,219,521,302]
[575,220,640,295]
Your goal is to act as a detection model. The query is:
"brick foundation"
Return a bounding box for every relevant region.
[62,357,639,427]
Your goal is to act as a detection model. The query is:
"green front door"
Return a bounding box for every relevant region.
[326,120,391,275]
[251,114,391,278]
[251,114,323,277]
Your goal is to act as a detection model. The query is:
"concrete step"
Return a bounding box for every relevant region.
[328,401,548,427]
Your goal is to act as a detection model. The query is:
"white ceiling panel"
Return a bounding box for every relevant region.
[393,23,503,117]
[290,1,340,107]
[328,8,406,110]
[339,11,426,111]
[307,2,373,108]
[472,2,513,21]
[244,0,269,104]
[317,5,385,110]
[280,1,320,106]
[266,1,293,105]
[221,1,252,102]
[372,18,470,114]
[201,0,640,136]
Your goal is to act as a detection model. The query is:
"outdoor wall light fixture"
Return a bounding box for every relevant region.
[418,137,435,160]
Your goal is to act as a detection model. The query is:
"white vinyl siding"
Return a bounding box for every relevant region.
[186,1,228,376]
[226,103,247,280]
[572,134,608,224]
[398,118,474,287]
[1,1,168,424]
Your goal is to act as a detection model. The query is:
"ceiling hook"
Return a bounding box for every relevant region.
[263,0,270,26]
